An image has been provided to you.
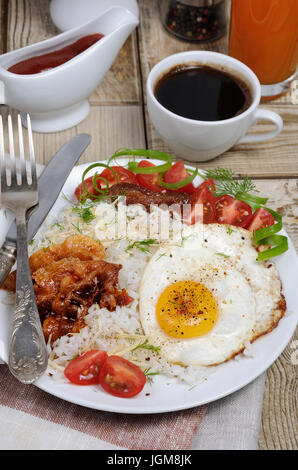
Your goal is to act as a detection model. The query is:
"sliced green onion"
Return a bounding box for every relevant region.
[253,207,287,260]
[236,192,268,206]
[108,149,172,174]
[92,172,102,194]
[195,169,288,261]
[257,235,288,261]
[158,168,198,190]
[81,163,118,201]
[253,208,282,244]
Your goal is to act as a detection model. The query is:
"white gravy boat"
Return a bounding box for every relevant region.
[0,7,139,132]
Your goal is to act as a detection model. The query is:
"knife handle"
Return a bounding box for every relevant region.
[0,243,16,288]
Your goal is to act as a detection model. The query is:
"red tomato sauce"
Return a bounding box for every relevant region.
[8,33,104,75]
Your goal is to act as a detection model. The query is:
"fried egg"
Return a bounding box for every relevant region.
[139,223,285,366]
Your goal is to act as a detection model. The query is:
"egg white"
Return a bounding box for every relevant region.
[139,223,284,366]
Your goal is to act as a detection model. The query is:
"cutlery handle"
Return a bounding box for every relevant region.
[0,243,16,288]
[8,212,48,384]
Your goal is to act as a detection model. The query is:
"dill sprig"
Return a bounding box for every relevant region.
[143,368,160,385]
[216,252,230,258]
[72,205,96,223]
[132,340,161,354]
[71,222,82,233]
[180,230,192,247]
[203,168,257,197]
[155,252,166,261]
[126,238,157,254]
[62,193,96,224]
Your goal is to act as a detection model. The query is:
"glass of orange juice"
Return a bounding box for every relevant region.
[229,0,298,100]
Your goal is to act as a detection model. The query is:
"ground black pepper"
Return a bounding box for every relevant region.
[159,0,227,43]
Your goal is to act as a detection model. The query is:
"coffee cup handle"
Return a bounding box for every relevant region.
[238,109,283,144]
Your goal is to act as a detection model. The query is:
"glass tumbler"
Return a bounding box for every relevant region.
[229,0,298,100]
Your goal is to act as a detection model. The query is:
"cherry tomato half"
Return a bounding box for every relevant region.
[99,355,146,398]
[198,178,216,192]
[136,160,163,193]
[186,183,216,224]
[99,166,138,188]
[64,350,108,385]
[215,195,253,228]
[246,208,275,232]
[163,160,195,194]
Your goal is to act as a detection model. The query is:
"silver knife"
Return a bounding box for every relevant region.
[0,133,91,287]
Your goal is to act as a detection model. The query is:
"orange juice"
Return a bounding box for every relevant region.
[229,0,298,85]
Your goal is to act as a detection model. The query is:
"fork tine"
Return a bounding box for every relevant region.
[8,114,17,186]
[17,114,27,185]
[26,114,36,188]
[0,115,6,189]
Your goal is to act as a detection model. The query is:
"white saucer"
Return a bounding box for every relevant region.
[50,0,139,31]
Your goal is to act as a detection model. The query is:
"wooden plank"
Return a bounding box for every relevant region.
[5,0,141,105]
[0,104,146,165]
[259,335,298,450]
[89,34,141,105]
[42,105,146,166]
[254,179,298,250]
[138,0,298,177]
[0,0,7,55]
[143,102,298,178]
[249,179,298,450]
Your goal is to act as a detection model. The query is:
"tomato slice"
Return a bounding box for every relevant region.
[64,350,108,385]
[246,208,275,232]
[99,355,146,398]
[136,160,163,193]
[215,195,253,228]
[74,176,102,201]
[99,166,138,189]
[198,178,216,192]
[163,160,195,194]
[186,183,216,224]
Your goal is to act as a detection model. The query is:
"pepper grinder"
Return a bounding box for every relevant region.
[159,0,228,43]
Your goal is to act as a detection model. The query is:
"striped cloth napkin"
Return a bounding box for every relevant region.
[0,363,265,450]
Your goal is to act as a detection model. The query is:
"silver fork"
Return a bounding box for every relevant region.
[0,113,48,384]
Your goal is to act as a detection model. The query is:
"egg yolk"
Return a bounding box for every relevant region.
[156,281,218,338]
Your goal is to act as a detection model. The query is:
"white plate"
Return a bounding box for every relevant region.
[50,0,139,32]
[0,160,297,414]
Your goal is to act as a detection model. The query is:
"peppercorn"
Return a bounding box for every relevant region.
[159,0,227,43]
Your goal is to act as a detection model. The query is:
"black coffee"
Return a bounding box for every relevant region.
[154,65,252,121]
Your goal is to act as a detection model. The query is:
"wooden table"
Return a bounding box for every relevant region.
[0,0,297,450]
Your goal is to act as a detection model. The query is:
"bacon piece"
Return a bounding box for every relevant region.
[3,234,105,291]
[33,257,132,343]
[2,234,133,343]
[107,183,190,212]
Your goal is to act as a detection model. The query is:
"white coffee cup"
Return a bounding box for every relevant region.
[146,51,283,162]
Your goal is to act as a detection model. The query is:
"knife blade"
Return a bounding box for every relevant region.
[0,133,91,287]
